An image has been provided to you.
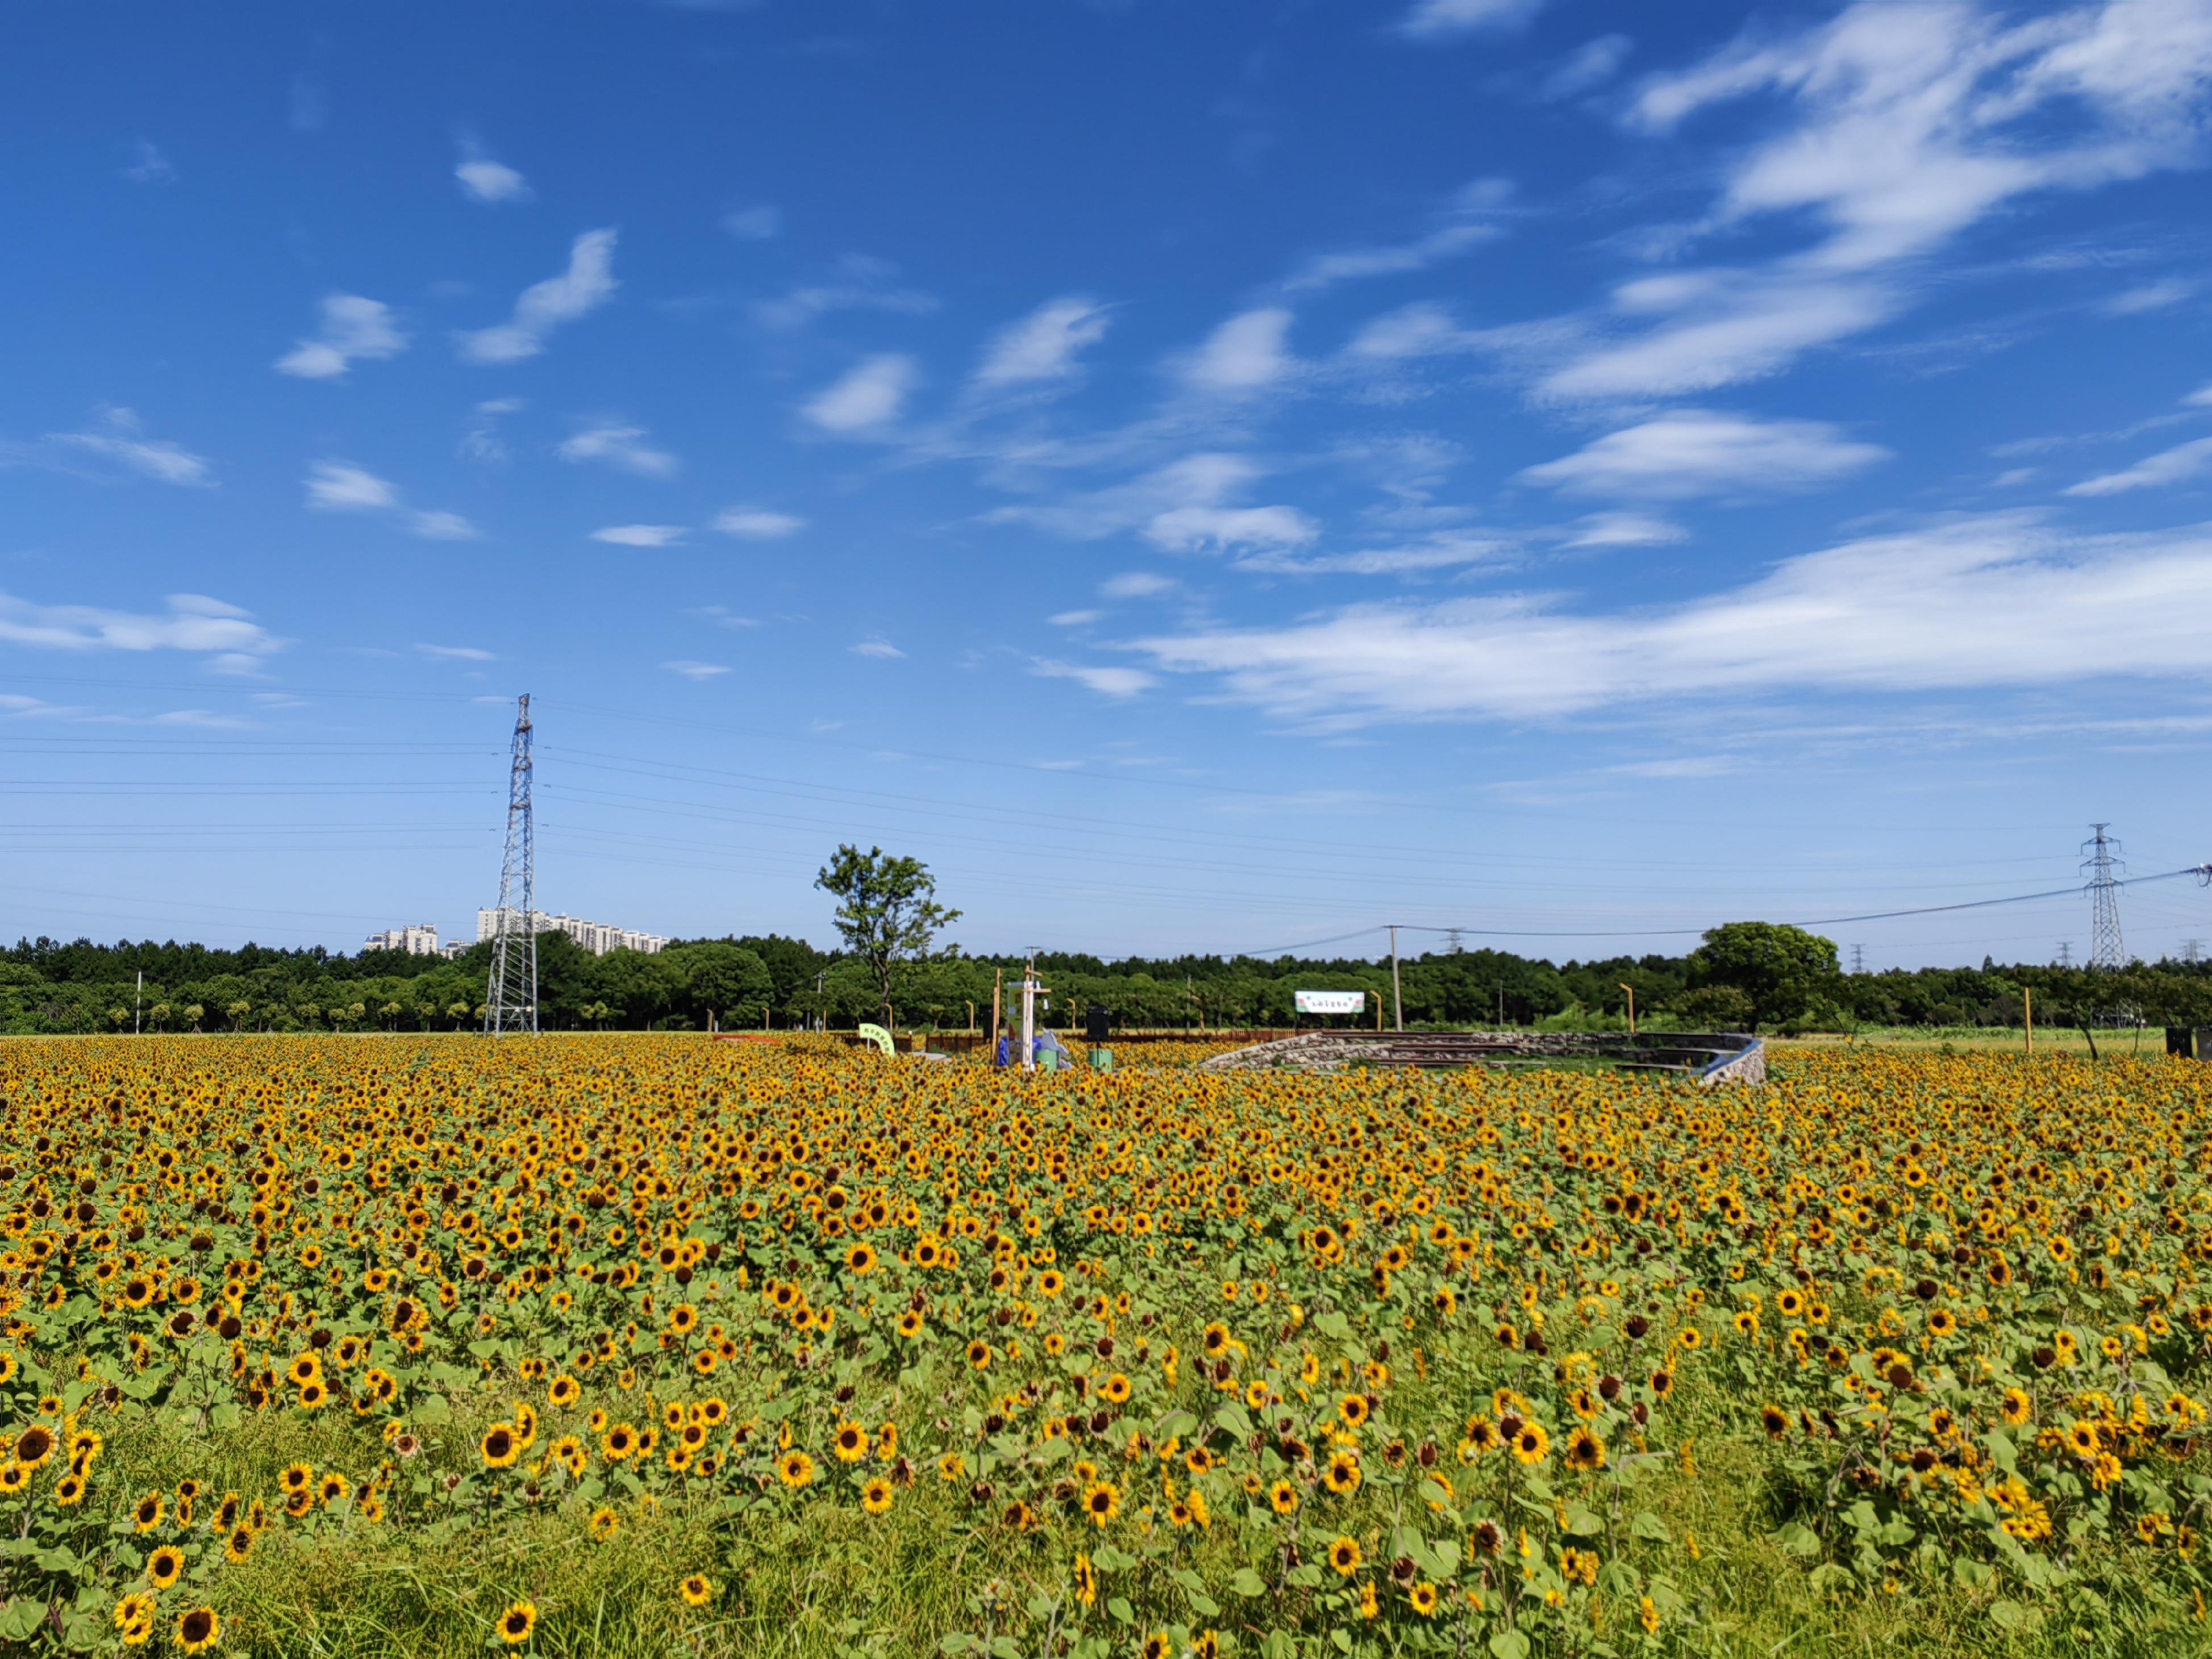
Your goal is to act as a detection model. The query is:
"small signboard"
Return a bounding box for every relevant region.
[1294,990,1366,1015]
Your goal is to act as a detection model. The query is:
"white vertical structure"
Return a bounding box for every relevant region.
[485,694,537,1035]
[2082,823,2126,974]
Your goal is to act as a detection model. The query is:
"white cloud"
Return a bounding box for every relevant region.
[591,524,686,547]
[1145,504,1320,556]
[1134,514,2212,724]
[805,355,915,432]
[122,141,175,183]
[1049,610,1103,627]
[1031,659,1157,698]
[1101,572,1177,598]
[556,425,678,477]
[2188,382,2212,406]
[711,507,806,539]
[1397,0,1544,40]
[455,136,531,205]
[755,257,936,331]
[1343,301,1487,361]
[1283,182,1510,294]
[1561,512,1688,547]
[417,644,495,662]
[975,297,1113,387]
[663,660,730,680]
[274,293,409,380]
[1531,0,2212,399]
[305,461,477,539]
[723,205,782,240]
[2065,435,2212,494]
[0,589,278,658]
[1521,410,1889,498]
[1543,35,1632,100]
[1181,308,1297,394]
[849,637,905,659]
[457,228,618,364]
[2103,277,2197,313]
[45,409,212,486]
[1235,532,1511,576]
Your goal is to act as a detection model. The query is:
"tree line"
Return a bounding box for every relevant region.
[7,918,2212,1036]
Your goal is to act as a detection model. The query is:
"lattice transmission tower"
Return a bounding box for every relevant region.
[485,694,537,1035]
[2082,822,2126,973]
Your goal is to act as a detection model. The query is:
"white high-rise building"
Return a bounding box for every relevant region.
[474,908,667,956]
[364,923,441,956]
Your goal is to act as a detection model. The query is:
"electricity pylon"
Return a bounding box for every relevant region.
[2082,823,2125,974]
[485,694,537,1035]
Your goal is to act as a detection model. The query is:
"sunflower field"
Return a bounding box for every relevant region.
[2,1036,2211,1657]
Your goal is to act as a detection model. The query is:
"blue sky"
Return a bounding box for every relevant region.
[7,0,2212,968]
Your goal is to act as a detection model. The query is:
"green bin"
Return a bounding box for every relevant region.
[1089,1048,1113,1072]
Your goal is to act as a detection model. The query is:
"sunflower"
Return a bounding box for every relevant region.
[1323,1450,1362,1494]
[114,1592,156,1633]
[132,1491,165,1532]
[844,1243,877,1273]
[176,1606,221,1654]
[497,1601,536,1645]
[280,1463,314,1494]
[147,1546,185,1589]
[548,1375,580,1408]
[1328,1536,1363,1576]
[481,1425,520,1469]
[602,1424,638,1462]
[861,1477,894,1515]
[1564,1427,1605,1471]
[1082,1479,1121,1526]
[52,1471,86,1506]
[224,1525,256,1564]
[590,1506,620,1540]
[1340,1393,1371,1428]
[834,1422,869,1462]
[14,1424,54,1469]
[965,1339,991,1370]
[1101,1373,1132,1405]
[778,1451,815,1489]
[1269,1479,1300,1515]
[1072,1554,1098,1607]
[679,1573,715,1607]
[1511,1422,1551,1465]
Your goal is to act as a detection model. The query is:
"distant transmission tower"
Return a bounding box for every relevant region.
[485,694,537,1035]
[2056,942,2073,968]
[2082,823,2126,973]
[1850,943,1865,975]
[1446,928,1464,954]
[2188,939,2205,965]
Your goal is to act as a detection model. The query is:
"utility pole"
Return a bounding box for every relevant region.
[485,694,537,1036]
[2084,824,2126,972]
[1019,953,1044,1073]
[1388,924,1403,1032]
[814,971,826,1032]
[134,970,141,1036]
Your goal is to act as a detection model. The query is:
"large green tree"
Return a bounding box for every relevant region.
[814,845,961,1033]
[1686,921,1840,1031]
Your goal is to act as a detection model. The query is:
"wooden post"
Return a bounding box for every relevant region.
[2024,987,2032,1055]
[1619,983,1637,1036]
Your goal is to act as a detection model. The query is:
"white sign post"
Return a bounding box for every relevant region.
[1294,990,1366,1016]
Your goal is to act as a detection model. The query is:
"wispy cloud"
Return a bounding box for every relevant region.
[0,590,280,662]
[1179,309,1297,394]
[2103,276,2197,314]
[455,135,531,204]
[2065,435,2212,495]
[1101,572,1177,599]
[122,141,175,183]
[663,660,730,680]
[1396,0,1544,41]
[1135,514,2212,725]
[457,229,618,364]
[1523,0,2212,399]
[712,507,806,539]
[1560,511,1688,548]
[989,453,1309,553]
[805,356,915,433]
[557,424,678,477]
[755,256,935,331]
[1282,180,1509,294]
[417,643,496,662]
[305,462,478,539]
[1542,35,1632,101]
[849,637,905,659]
[722,205,782,240]
[591,524,685,546]
[1521,410,1889,499]
[274,294,408,380]
[1031,658,1157,698]
[43,409,213,487]
[974,297,1114,387]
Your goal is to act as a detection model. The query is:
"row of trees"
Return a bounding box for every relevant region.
[9,915,2212,1036]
